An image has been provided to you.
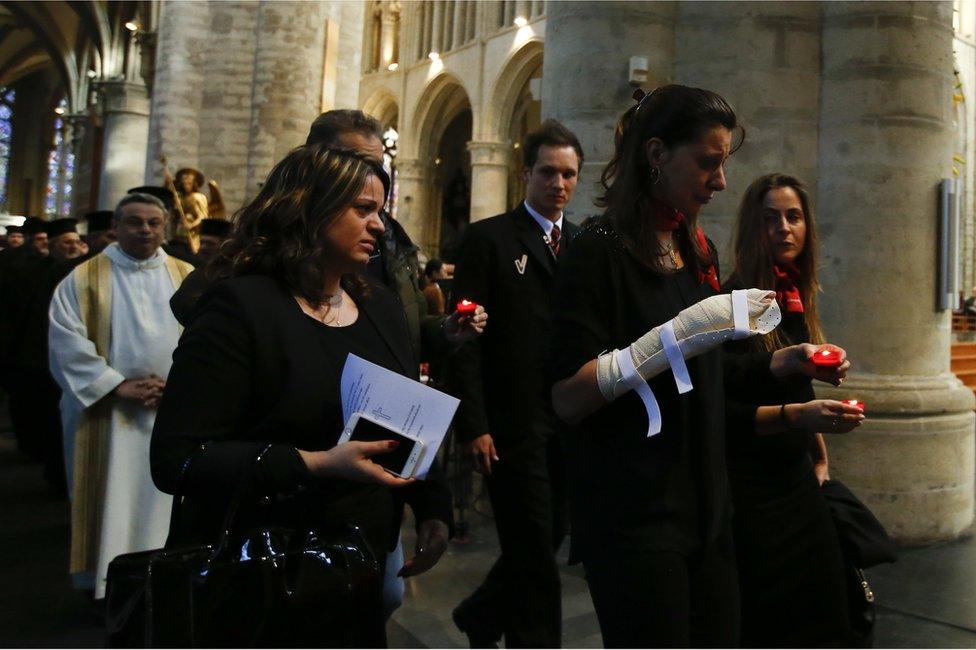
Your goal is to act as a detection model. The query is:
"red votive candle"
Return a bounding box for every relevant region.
[811,346,843,367]
[844,399,865,412]
[456,299,479,315]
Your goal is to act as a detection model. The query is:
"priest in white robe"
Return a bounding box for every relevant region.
[48,193,194,598]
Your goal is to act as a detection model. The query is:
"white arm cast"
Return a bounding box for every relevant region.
[596,289,780,401]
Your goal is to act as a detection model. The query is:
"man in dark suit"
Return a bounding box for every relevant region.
[451,120,583,648]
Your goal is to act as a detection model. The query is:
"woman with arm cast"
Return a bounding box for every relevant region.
[723,173,863,646]
[550,85,750,648]
[549,87,853,648]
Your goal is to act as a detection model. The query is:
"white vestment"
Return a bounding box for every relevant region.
[49,243,186,598]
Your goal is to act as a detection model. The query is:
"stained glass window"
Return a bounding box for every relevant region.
[0,87,15,212]
[45,97,74,218]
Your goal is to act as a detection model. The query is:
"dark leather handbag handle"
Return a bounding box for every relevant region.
[170,442,276,560]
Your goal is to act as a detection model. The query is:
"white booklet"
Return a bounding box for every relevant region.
[340,353,460,479]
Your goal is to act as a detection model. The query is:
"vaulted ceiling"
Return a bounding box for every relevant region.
[0,1,152,111]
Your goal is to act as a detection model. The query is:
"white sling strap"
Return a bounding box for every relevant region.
[615,347,662,437]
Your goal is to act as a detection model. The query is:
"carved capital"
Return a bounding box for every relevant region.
[467,140,511,167]
[395,158,432,180]
[96,81,151,117]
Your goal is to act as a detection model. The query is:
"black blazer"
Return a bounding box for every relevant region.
[450,203,579,448]
[151,274,452,554]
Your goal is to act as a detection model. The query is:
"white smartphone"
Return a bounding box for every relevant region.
[338,413,426,479]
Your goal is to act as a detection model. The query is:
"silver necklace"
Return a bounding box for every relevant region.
[659,238,678,267]
[322,291,343,326]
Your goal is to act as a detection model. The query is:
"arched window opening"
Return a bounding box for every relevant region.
[45,97,74,218]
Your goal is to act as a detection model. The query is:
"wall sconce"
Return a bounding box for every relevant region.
[514,16,528,27]
[388,63,399,72]
[428,51,440,61]
[124,20,140,33]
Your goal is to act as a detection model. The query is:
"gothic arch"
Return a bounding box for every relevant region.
[411,71,472,161]
[483,39,543,143]
[362,87,399,128]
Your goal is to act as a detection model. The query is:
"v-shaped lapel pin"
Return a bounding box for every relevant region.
[514,254,528,275]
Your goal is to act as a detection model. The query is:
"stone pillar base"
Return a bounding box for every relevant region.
[817,372,975,544]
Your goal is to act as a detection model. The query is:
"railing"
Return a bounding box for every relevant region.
[952,312,976,332]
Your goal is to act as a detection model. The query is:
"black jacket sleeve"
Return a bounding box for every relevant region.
[151,284,310,501]
[395,457,455,536]
[549,231,616,386]
[448,227,493,442]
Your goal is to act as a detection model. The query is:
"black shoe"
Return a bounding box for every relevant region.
[452,601,500,649]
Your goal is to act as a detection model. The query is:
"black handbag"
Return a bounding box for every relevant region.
[105,445,384,648]
[822,479,897,648]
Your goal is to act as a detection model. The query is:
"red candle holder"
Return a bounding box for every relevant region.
[844,399,865,412]
[456,299,479,315]
[811,346,843,368]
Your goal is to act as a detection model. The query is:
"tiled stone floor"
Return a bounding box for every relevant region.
[2,425,975,648]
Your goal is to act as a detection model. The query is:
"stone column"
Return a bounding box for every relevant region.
[541,1,677,223]
[244,1,331,198]
[467,140,510,222]
[395,158,434,249]
[817,1,974,543]
[381,6,398,69]
[674,1,821,263]
[96,81,151,209]
[67,113,93,218]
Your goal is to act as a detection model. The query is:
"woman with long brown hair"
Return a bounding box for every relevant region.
[550,86,788,647]
[150,145,472,646]
[723,172,862,646]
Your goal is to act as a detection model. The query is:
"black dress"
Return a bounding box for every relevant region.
[723,277,851,647]
[549,220,738,648]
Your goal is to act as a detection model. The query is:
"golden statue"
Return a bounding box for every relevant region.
[160,157,227,253]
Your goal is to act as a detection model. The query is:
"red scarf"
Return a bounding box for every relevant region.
[695,227,720,292]
[650,198,685,231]
[650,199,719,291]
[773,263,804,313]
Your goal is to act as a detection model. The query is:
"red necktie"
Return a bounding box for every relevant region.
[548,224,561,256]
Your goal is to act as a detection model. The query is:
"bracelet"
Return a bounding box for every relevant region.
[779,403,790,430]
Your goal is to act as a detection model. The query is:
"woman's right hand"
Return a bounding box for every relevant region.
[298,441,415,488]
[784,399,864,434]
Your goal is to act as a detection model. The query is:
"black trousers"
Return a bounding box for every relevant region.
[583,530,740,648]
[460,433,567,648]
[5,368,65,491]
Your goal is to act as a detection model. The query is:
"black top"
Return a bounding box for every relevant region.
[314,308,400,374]
[449,203,579,455]
[151,274,451,556]
[722,277,816,499]
[549,219,728,562]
